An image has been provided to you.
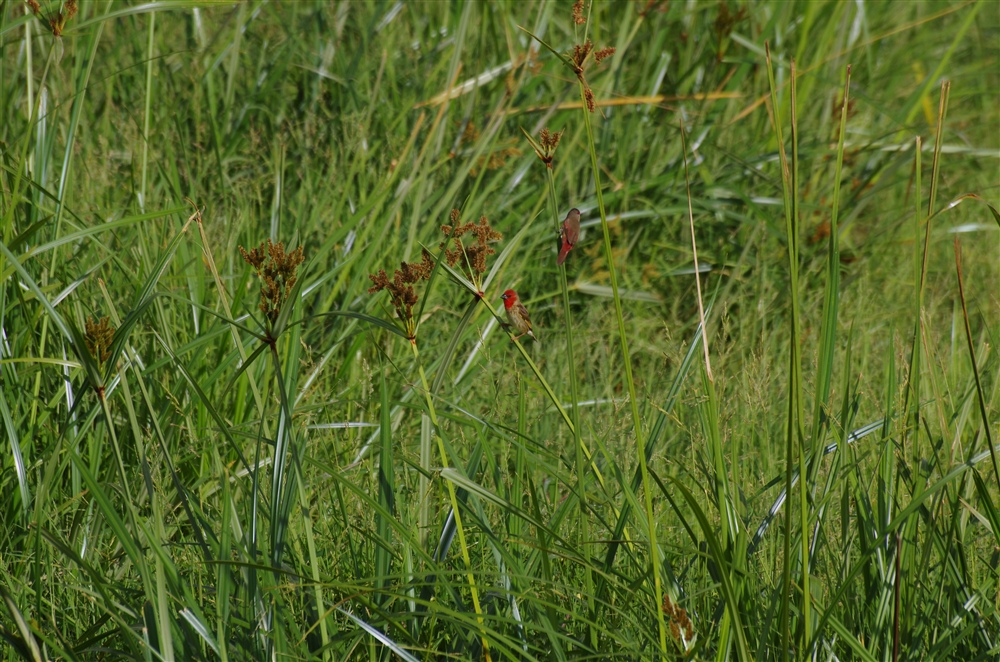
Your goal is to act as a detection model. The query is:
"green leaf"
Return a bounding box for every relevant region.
[336,607,421,662]
[0,388,30,518]
[0,239,103,388]
[310,310,409,339]
[0,584,42,662]
[375,372,395,605]
[29,206,186,256]
[658,472,753,662]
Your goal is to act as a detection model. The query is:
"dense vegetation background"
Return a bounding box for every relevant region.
[1,1,998,660]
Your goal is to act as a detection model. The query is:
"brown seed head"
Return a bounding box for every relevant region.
[368,249,434,330]
[239,239,304,326]
[572,0,586,25]
[439,212,502,283]
[537,127,563,167]
[661,593,695,646]
[84,316,115,367]
[595,46,616,64]
[539,128,563,152]
[571,40,593,73]
[47,0,77,36]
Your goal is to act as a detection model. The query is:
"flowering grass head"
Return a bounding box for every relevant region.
[368,249,435,340]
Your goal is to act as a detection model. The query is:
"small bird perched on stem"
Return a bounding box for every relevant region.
[556,208,581,266]
[501,289,536,342]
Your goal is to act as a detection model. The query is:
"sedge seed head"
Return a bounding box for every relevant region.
[595,46,616,63]
[239,239,304,326]
[84,316,115,367]
[439,211,502,282]
[368,249,434,331]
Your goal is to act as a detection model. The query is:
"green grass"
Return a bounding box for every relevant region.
[1,1,998,660]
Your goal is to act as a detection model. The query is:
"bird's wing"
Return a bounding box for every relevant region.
[519,302,532,329]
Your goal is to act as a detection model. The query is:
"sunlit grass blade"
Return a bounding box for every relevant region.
[599,302,711,595]
[0,389,29,518]
[336,607,421,662]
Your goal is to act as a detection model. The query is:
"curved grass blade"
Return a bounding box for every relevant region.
[103,212,195,380]
[600,307,709,592]
[658,472,752,662]
[954,237,999,488]
[153,332,253,476]
[219,340,270,401]
[310,310,409,339]
[337,607,421,662]
[431,298,479,394]
[748,418,884,555]
[67,1,236,33]
[70,451,146,572]
[433,250,478,295]
[440,469,553,536]
[970,470,1000,549]
[0,239,102,388]
[0,584,42,662]
[0,389,30,517]
[27,206,186,256]
[179,608,220,656]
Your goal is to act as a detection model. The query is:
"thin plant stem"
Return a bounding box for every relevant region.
[140,11,155,210]
[578,85,668,656]
[766,42,810,655]
[409,339,490,660]
[678,119,712,382]
[475,293,608,490]
[789,60,812,651]
[953,240,1000,489]
[543,166,596,650]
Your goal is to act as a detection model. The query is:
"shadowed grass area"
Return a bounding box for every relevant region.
[1,1,998,660]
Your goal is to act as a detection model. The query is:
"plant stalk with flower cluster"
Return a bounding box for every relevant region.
[367,246,492,659]
[239,238,305,339]
[438,209,503,297]
[367,248,435,341]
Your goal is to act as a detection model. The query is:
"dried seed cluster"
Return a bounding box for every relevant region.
[368,249,435,336]
[571,40,593,72]
[539,128,562,153]
[570,39,615,112]
[84,316,114,367]
[661,593,695,649]
[594,46,616,63]
[440,210,502,287]
[536,127,564,168]
[27,0,77,37]
[239,239,305,326]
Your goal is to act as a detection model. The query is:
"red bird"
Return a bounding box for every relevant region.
[556,208,581,266]
[501,289,536,342]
